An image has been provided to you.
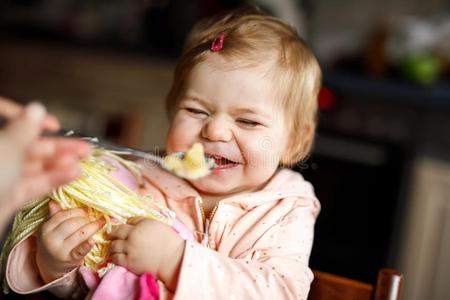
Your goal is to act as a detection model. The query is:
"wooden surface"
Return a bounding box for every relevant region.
[308,269,403,300]
[374,269,403,300]
[308,270,373,300]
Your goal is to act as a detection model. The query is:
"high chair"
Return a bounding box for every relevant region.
[3,269,403,299]
[308,268,403,300]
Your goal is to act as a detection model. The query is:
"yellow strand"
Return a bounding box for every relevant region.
[1,148,172,294]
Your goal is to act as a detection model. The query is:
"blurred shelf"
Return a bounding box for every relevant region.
[324,69,450,110]
[0,37,175,149]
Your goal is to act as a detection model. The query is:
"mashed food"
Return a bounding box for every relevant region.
[162,143,215,179]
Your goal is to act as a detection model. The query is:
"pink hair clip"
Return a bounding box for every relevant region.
[210,32,225,52]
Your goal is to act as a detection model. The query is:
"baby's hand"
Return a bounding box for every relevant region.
[36,201,104,283]
[108,218,185,291]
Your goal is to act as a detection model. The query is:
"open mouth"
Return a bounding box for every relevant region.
[206,154,240,170]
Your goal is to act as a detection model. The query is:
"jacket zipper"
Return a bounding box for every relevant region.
[197,197,219,248]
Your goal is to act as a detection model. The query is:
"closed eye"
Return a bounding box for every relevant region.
[236,118,260,127]
[185,107,209,116]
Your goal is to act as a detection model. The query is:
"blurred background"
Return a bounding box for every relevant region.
[0,1,449,299]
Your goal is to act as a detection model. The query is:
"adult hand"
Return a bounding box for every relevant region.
[0,98,91,230]
[0,96,59,131]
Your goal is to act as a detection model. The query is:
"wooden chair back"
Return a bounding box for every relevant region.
[308,268,403,300]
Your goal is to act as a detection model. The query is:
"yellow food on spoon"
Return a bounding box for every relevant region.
[162,143,214,179]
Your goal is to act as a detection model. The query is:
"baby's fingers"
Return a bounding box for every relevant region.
[42,208,88,233]
[110,253,128,268]
[107,224,133,240]
[109,240,128,255]
[65,219,105,253]
[70,239,95,261]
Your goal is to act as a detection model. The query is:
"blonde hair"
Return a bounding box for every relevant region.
[166,7,322,166]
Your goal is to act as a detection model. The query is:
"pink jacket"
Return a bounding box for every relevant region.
[5,162,320,299]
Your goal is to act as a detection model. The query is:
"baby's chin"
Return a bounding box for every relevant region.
[187,177,259,197]
[187,178,231,195]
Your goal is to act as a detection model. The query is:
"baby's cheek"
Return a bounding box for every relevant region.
[166,137,191,154]
[243,140,280,169]
[166,121,195,152]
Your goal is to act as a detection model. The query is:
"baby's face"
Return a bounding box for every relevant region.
[165,55,289,196]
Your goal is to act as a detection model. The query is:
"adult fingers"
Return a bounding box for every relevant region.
[64,219,105,251]
[0,97,60,131]
[45,163,81,187]
[4,102,46,149]
[26,138,91,161]
[0,97,23,117]
[51,138,91,158]
[21,159,43,177]
[42,114,60,131]
[18,165,81,200]
[25,139,56,161]
[22,153,78,177]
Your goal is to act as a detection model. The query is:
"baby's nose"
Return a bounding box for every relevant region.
[201,117,232,142]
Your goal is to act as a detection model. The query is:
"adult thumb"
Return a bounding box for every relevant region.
[48,200,62,217]
[4,102,46,149]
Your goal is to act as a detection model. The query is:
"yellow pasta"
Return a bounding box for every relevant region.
[0,148,173,293]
